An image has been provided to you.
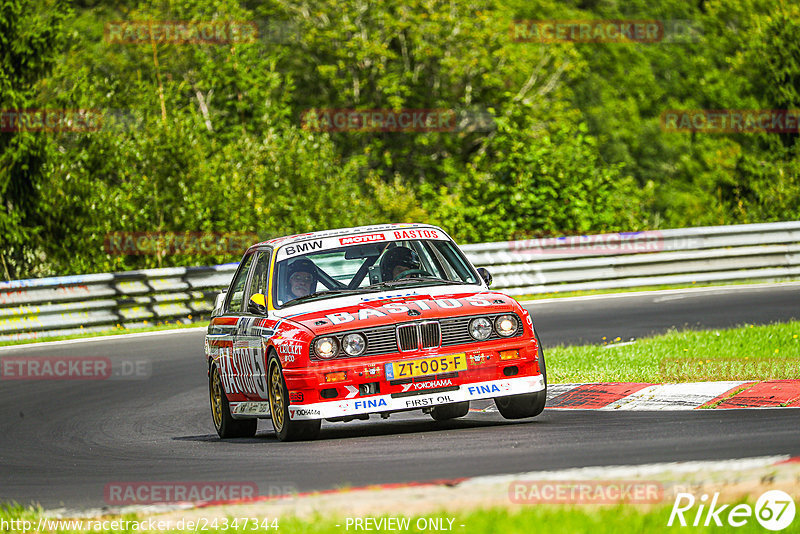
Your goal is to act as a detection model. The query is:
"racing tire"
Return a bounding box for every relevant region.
[430,401,470,421]
[209,364,258,439]
[267,354,321,442]
[494,328,547,419]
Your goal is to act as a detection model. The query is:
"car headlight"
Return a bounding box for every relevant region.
[314,336,339,359]
[495,314,519,337]
[469,317,492,340]
[342,333,366,356]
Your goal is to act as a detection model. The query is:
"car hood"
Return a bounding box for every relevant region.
[272,284,519,335]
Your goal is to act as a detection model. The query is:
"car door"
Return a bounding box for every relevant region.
[207,250,263,400]
[207,249,254,351]
[234,248,273,401]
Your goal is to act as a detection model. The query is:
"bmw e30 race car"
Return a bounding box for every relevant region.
[206,223,546,441]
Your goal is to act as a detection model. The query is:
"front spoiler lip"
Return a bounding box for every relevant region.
[287,374,545,420]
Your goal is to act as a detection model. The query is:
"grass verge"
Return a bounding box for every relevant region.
[547,320,800,383]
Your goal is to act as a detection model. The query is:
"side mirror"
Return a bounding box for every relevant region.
[476,267,492,287]
[212,290,227,316]
[247,293,267,315]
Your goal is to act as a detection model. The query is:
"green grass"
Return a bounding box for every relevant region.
[0,320,208,347]
[547,321,800,383]
[513,278,800,301]
[0,502,778,533]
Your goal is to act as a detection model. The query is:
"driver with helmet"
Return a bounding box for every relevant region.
[380,246,423,281]
[284,258,317,302]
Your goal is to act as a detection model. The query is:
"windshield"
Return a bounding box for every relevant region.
[273,236,480,307]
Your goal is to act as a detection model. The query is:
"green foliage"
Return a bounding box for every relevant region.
[1,0,798,279]
[0,0,70,278]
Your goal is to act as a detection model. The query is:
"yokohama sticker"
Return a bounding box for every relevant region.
[402,379,453,392]
[289,408,320,417]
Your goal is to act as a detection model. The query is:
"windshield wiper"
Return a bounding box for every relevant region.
[409,276,470,284]
[288,278,472,305]
[286,288,372,305]
[377,277,470,288]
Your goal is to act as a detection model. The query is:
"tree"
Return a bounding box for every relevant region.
[0,0,70,279]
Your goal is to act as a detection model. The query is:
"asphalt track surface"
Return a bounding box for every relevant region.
[1,283,799,509]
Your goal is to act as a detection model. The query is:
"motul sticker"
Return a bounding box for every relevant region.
[340,233,385,245]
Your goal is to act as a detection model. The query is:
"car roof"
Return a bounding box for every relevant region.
[249,223,446,252]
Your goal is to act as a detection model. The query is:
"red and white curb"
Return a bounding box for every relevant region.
[542,380,800,410]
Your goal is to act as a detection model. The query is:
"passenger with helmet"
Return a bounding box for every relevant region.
[285,258,317,301]
[380,246,425,281]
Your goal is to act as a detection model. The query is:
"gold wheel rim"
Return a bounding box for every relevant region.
[269,363,284,431]
[210,368,223,429]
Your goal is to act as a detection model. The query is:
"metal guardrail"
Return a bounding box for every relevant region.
[460,221,800,295]
[0,265,237,342]
[1,221,799,342]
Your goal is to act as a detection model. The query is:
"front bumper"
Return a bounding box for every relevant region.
[287,374,544,420]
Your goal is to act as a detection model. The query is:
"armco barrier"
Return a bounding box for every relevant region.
[460,221,800,295]
[1,222,799,342]
[0,264,237,342]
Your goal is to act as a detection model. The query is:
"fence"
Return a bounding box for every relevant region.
[0,265,236,342]
[1,221,799,341]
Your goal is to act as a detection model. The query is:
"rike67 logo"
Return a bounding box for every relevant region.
[669,490,795,531]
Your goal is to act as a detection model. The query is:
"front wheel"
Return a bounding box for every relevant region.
[430,401,470,421]
[495,328,547,419]
[209,364,257,438]
[268,354,321,442]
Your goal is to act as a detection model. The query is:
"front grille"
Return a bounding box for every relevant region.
[440,316,475,346]
[311,325,397,360]
[441,313,522,346]
[397,324,418,351]
[364,327,396,355]
[420,321,441,349]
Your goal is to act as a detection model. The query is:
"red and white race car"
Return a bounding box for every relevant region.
[206,223,546,441]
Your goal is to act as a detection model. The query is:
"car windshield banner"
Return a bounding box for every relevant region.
[275,227,449,261]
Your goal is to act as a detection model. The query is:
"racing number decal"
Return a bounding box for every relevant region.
[218,344,268,398]
[247,346,268,398]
